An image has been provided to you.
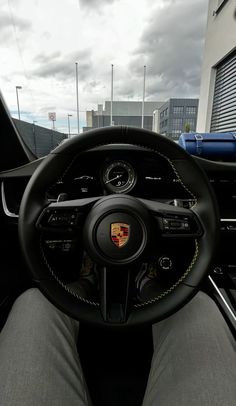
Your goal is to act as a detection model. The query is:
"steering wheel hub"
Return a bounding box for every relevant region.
[84,195,149,266]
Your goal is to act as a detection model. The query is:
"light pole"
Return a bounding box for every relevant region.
[75,62,80,134]
[110,64,114,126]
[67,114,72,138]
[33,121,37,154]
[16,86,22,120]
[141,65,146,129]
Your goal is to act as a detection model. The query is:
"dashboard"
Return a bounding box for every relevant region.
[1,144,236,271]
[0,144,236,219]
[1,142,236,321]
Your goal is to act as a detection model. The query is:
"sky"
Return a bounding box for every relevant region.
[0,0,209,134]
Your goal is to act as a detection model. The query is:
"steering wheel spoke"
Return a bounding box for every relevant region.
[138,198,203,239]
[36,196,100,232]
[99,266,134,324]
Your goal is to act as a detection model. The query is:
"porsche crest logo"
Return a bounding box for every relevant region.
[111,223,130,248]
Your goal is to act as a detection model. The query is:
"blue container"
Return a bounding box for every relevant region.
[178,133,236,158]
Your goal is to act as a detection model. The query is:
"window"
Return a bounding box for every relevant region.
[164,108,168,116]
[172,118,183,129]
[186,106,197,115]
[184,118,195,130]
[211,49,236,132]
[161,119,168,128]
[172,129,181,134]
[173,106,184,115]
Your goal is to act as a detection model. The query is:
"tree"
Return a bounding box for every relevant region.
[184,122,191,133]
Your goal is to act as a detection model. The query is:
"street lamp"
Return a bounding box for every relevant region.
[141,65,146,129]
[67,114,72,138]
[32,121,37,155]
[16,86,22,120]
[75,62,80,134]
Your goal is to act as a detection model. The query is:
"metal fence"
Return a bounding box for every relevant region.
[13,118,67,157]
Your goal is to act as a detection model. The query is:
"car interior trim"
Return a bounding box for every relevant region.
[221,218,236,222]
[208,275,236,321]
[1,181,19,218]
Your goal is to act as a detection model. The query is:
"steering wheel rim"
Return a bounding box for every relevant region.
[18,126,219,327]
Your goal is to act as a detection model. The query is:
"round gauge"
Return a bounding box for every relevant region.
[103,161,137,193]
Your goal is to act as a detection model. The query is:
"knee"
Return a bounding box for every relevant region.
[15,287,45,303]
[13,288,54,315]
[13,288,79,329]
[175,291,225,331]
[188,291,217,314]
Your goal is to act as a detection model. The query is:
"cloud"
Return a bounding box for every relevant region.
[1,0,210,124]
[0,12,31,31]
[39,106,57,114]
[32,50,93,81]
[129,0,208,100]
[0,11,31,43]
[33,51,62,64]
[79,0,116,9]
[83,80,101,91]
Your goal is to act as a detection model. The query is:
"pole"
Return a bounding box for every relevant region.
[68,114,72,138]
[16,86,22,120]
[141,65,146,129]
[75,62,80,134]
[33,121,37,155]
[110,64,113,126]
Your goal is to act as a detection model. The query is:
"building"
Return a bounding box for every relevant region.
[84,100,164,132]
[197,0,236,132]
[157,99,199,140]
[13,119,67,157]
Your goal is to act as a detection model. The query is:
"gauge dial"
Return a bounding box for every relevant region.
[103,161,136,193]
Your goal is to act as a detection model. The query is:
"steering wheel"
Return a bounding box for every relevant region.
[18,126,219,327]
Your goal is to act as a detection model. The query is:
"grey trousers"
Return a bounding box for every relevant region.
[0,289,236,406]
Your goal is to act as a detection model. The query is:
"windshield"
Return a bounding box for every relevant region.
[1,0,236,159]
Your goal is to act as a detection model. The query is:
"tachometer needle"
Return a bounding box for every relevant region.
[105,174,123,184]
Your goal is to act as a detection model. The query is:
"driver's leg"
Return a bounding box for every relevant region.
[143,291,236,406]
[0,288,91,406]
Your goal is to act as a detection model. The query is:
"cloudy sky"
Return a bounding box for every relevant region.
[0,0,209,133]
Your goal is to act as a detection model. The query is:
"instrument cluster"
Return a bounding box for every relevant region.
[46,148,192,202]
[102,160,137,194]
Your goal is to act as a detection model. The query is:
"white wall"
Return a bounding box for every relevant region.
[197,0,236,132]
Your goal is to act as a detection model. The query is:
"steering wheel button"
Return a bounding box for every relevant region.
[170,220,181,228]
[159,256,173,271]
[46,211,79,227]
